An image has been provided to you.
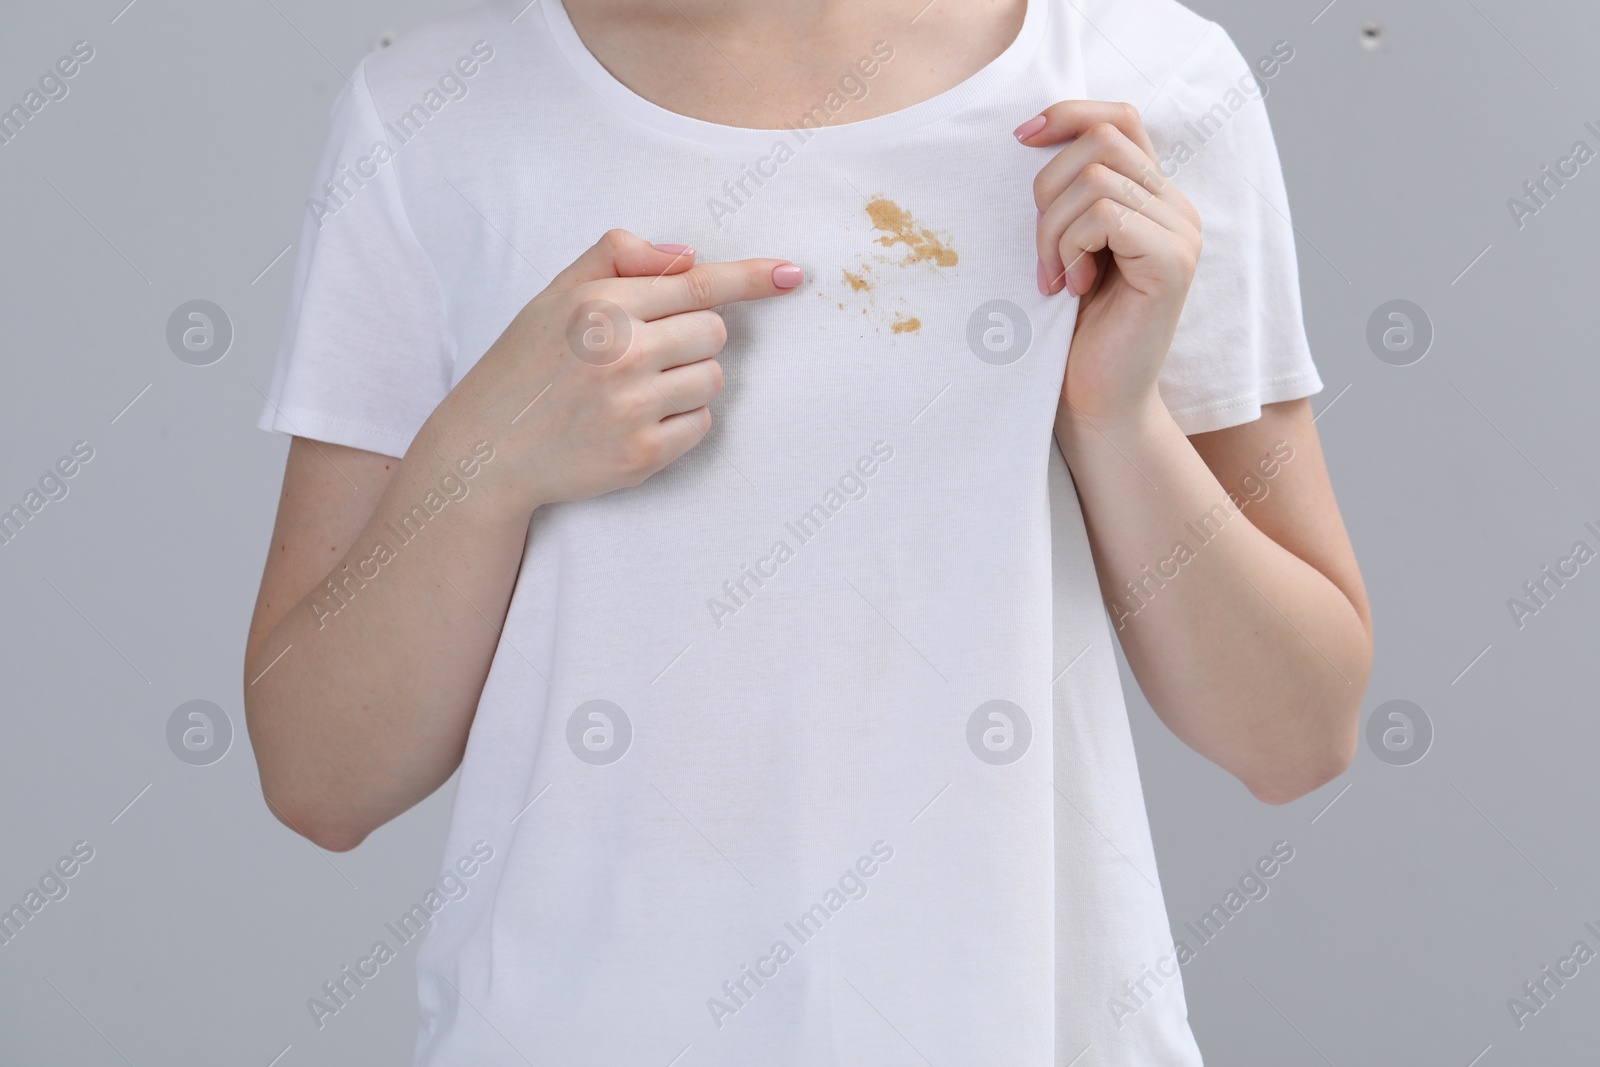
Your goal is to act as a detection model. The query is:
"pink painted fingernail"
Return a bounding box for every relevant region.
[1037,259,1050,295]
[653,243,694,256]
[1063,269,1077,298]
[773,264,805,288]
[1014,115,1047,141]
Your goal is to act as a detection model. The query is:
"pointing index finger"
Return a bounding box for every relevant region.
[624,259,804,321]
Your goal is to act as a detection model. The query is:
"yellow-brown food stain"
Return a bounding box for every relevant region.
[891,315,921,334]
[866,198,958,268]
[842,269,872,292]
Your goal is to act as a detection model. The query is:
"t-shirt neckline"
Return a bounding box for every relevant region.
[539,0,1048,150]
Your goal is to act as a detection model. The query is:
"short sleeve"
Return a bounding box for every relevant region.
[1142,25,1322,435]
[257,58,455,458]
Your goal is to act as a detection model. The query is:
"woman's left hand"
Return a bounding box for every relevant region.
[1017,102,1202,429]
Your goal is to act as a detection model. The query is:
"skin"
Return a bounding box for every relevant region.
[244,0,1371,851]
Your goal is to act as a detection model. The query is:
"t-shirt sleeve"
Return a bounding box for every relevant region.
[256,58,455,458]
[1142,24,1322,435]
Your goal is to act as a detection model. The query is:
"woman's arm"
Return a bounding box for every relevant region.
[243,434,531,852]
[243,232,801,850]
[1022,100,1372,803]
[1057,395,1371,804]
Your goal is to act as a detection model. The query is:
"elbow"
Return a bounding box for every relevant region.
[245,696,372,853]
[254,752,372,852]
[298,817,369,854]
[1247,769,1342,806]
[263,789,371,852]
[1245,734,1357,806]
[1245,652,1370,806]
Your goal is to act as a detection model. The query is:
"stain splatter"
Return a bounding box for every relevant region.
[891,315,921,334]
[842,269,872,292]
[866,198,958,268]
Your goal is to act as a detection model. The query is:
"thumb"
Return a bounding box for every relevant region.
[550,229,697,290]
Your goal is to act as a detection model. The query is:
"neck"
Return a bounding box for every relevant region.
[571,0,980,38]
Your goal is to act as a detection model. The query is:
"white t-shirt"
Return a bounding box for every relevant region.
[258,0,1321,1062]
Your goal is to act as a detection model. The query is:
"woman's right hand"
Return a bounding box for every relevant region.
[425,229,804,518]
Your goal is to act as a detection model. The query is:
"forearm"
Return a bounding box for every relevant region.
[1056,393,1371,803]
[243,422,532,850]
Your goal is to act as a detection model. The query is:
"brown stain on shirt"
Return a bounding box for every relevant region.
[866,198,958,268]
[891,315,921,334]
[842,269,872,292]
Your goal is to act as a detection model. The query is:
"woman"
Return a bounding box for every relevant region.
[245,0,1372,1061]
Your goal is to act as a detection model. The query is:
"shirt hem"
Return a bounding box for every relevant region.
[256,402,416,459]
[1166,370,1324,435]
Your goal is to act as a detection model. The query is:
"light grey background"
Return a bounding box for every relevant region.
[1,0,1596,1064]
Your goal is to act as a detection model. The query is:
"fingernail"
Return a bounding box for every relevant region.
[1013,115,1047,141]
[1036,259,1050,296]
[1063,269,1077,298]
[773,264,805,289]
[653,243,694,256]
